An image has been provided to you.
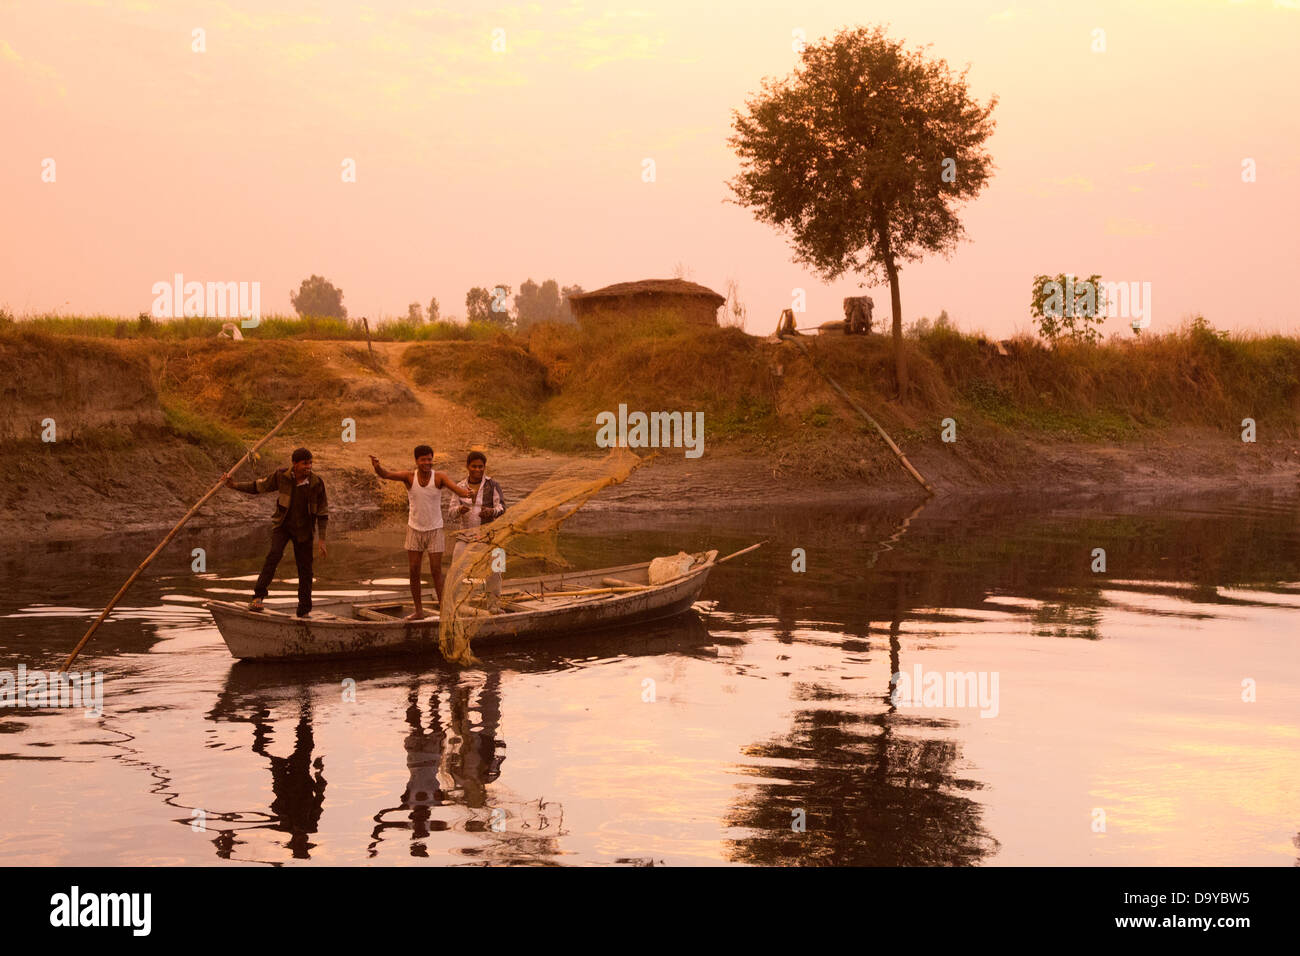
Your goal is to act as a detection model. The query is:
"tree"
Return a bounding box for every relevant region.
[290,274,347,319]
[466,287,491,323]
[1030,274,1106,344]
[906,308,953,338]
[407,302,424,323]
[514,278,563,329]
[427,297,440,323]
[558,284,584,323]
[466,284,514,327]
[727,25,996,395]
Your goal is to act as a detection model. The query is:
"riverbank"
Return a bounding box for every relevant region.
[1,319,1297,543]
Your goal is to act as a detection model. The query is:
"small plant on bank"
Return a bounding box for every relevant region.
[1030,273,1107,344]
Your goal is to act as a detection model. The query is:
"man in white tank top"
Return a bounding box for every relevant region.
[369,445,471,619]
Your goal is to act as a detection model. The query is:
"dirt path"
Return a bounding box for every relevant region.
[248,340,530,515]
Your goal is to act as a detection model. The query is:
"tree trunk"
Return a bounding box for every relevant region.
[885,253,906,396]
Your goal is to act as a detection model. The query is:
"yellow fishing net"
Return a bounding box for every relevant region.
[438,449,651,666]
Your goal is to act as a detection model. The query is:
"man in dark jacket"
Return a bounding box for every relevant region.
[223,447,328,616]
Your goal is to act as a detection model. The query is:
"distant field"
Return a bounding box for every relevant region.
[0,311,506,342]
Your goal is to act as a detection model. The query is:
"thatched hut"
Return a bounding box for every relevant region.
[568,279,725,329]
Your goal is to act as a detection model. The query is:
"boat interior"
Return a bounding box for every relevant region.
[242,552,715,624]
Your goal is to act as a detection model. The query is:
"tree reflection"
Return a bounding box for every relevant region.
[725,573,998,865]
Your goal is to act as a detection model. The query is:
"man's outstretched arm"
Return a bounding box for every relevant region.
[369,455,412,486]
[436,472,471,498]
[224,471,271,494]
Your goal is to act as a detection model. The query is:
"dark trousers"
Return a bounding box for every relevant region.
[253,527,314,615]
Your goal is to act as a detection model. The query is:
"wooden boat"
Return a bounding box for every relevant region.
[205,549,719,662]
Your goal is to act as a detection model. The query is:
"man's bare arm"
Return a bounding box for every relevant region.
[369,455,413,487]
[436,472,472,498]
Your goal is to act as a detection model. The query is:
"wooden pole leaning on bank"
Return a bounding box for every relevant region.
[59,400,307,673]
[789,336,934,496]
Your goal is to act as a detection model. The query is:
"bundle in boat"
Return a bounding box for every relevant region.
[648,552,695,584]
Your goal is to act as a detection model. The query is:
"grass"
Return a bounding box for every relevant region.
[150,340,351,433]
[370,314,1300,449]
[808,403,835,428]
[5,311,1298,455]
[8,312,506,342]
[159,399,246,456]
[908,319,1300,437]
[400,310,788,450]
[402,339,590,451]
[528,311,781,443]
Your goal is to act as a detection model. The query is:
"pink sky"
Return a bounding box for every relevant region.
[2,0,1297,337]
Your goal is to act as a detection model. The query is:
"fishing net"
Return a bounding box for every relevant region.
[438,448,651,666]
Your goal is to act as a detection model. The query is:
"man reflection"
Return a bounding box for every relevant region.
[249,696,327,859]
[447,673,505,809]
[401,687,448,841]
[370,674,506,855]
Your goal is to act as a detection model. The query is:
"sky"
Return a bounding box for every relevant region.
[2,0,1298,338]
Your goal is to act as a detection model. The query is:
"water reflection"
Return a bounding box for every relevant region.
[725,586,998,865]
[191,612,723,864]
[207,679,327,861]
[253,695,326,859]
[2,487,1298,865]
[369,674,506,856]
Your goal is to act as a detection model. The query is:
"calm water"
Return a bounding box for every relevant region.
[1,489,1298,866]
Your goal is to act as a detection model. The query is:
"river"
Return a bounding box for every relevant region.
[2,488,1297,866]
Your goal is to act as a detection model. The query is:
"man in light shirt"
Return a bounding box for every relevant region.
[369,445,471,620]
[449,450,507,600]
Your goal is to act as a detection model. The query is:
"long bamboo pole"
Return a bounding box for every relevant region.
[717,541,766,564]
[790,337,934,496]
[59,400,306,672]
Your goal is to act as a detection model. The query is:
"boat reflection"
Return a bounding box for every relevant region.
[199,609,720,863]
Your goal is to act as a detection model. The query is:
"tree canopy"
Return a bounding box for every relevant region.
[514,278,562,329]
[290,274,347,319]
[466,284,513,326]
[728,25,996,391]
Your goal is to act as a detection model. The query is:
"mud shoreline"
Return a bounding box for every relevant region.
[2,333,1296,546]
[7,435,1297,547]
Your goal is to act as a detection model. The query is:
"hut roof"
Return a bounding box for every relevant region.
[570,278,725,306]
